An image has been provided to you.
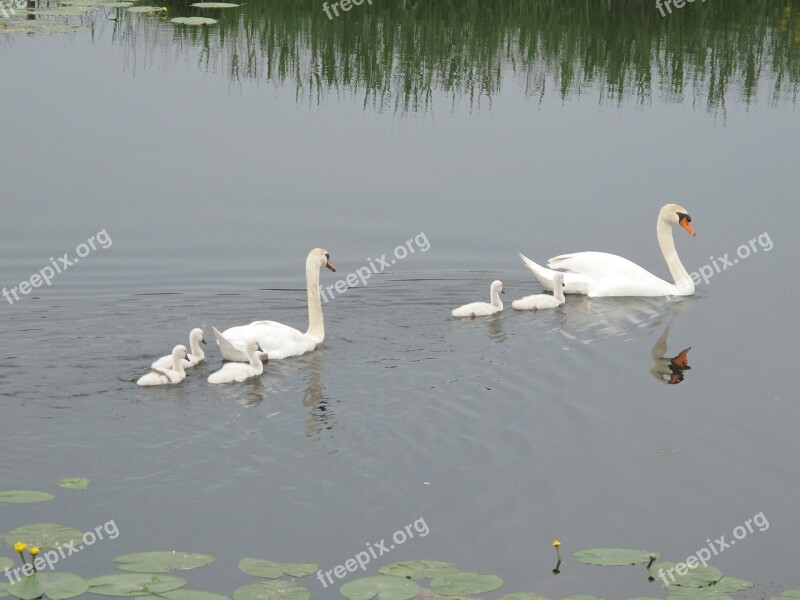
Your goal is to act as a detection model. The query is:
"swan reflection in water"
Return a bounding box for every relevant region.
[649,300,692,385]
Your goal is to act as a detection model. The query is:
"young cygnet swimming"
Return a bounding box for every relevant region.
[452,280,504,318]
[151,328,206,370]
[137,345,189,386]
[207,340,266,384]
[512,272,566,310]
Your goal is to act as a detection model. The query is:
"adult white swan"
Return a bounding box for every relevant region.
[213,248,336,362]
[519,203,696,297]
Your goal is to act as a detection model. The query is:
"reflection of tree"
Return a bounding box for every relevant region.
[111,0,799,112]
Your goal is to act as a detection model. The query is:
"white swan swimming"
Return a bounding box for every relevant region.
[519,203,696,297]
[213,248,336,362]
[137,345,188,386]
[151,328,206,370]
[452,280,504,317]
[512,272,566,310]
[208,340,265,384]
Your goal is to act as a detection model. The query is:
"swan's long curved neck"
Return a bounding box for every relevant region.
[305,260,324,342]
[490,290,503,310]
[247,349,262,368]
[171,355,186,375]
[657,219,693,293]
[553,284,565,302]
[190,337,204,359]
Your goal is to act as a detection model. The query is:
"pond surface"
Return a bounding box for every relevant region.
[1,1,799,599]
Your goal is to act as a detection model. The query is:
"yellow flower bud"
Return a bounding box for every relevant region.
[552,540,561,547]
[14,542,27,552]
[30,547,40,556]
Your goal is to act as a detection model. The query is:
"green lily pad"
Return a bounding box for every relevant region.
[127,6,165,12]
[101,1,134,5]
[7,573,88,600]
[190,2,239,6]
[170,16,217,25]
[626,597,662,600]
[114,552,215,573]
[339,576,421,600]
[143,591,231,600]
[574,548,659,566]
[430,572,503,596]
[379,561,461,580]
[650,562,723,588]
[0,20,88,33]
[0,490,55,504]
[712,577,753,593]
[774,592,800,599]
[498,594,552,600]
[5,523,84,550]
[87,574,187,596]
[233,580,310,600]
[237,558,316,579]
[56,478,90,490]
[561,597,607,600]
[0,558,13,572]
[666,589,731,599]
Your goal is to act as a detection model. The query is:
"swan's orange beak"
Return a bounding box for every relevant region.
[679,216,695,236]
[326,260,336,272]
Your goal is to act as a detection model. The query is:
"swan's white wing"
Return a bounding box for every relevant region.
[519,253,594,294]
[548,252,677,297]
[219,321,315,361]
[208,362,261,384]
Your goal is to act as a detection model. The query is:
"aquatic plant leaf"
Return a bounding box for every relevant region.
[5,523,84,549]
[561,596,607,600]
[56,478,90,490]
[0,558,13,572]
[430,572,503,596]
[237,558,316,579]
[0,490,55,503]
[574,548,659,566]
[233,580,310,600]
[666,589,731,599]
[712,577,753,593]
[7,573,88,600]
[158,590,231,600]
[339,576,421,600]
[650,562,723,588]
[498,593,552,600]
[0,21,88,33]
[191,2,239,6]
[773,592,800,599]
[127,6,165,12]
[87,574,187,596]
[626,597,662,600]
[170,16,217,25]
[101,1,134,5]
[114,552,215,573]
[379,561,461,580]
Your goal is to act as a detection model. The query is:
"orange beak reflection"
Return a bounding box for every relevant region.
[326,260,336,272]
[680,216,695,237]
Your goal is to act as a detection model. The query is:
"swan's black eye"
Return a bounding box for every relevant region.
[325,253,330,260]
[676,212,691,223]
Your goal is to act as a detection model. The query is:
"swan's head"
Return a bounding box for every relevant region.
[189,328,206,345]
[660,203,695,236]
[309,248,336,272]
[553,272,566,287]
[491,280,504,295]
[172,345,188,359]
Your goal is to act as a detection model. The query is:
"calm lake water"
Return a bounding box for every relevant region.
[1,1,799,599]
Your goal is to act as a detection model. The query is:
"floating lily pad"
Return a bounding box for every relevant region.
[0,490,55,504]
[170,16,217,24]
[498,594,552,600]
[574,548,659,566]
[237,559,316,579]
[0,20,88,33]
[430,572,503,596]
[339,576,420,600]
[650,562,723,588]
[233,580,310,600]
[774,592,800,599]
[87,574,187,596]
[101,1,133,5]
[5,523,84,550]
[626,597,662,600]
[7,573,88,600]
[127,6,165,12]
[666,589,731,599]
[145,591,231,600]
[379,561,461,580]
[712,577,754,593]
[561,596,607,600]
[0,558,13,572]
[56,478,90,490]
[190,2,238,6]
[114,552,215,573]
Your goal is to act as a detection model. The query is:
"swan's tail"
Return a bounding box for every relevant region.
[213,326,246,362]
[518,253,557,291]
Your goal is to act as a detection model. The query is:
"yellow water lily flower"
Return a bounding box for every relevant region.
[13,542,27,553]
[30,547,40,556]
[552,540,561,547]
